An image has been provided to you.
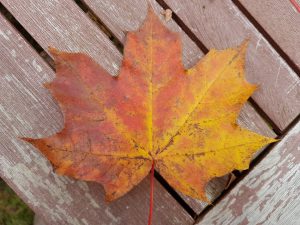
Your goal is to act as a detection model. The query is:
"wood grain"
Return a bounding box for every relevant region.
[239,0,300,68]
[1,0,122,75]
[82,0,276,214]
[163,0,300,130]
[82,0,275,136]
[84,0,202,69]
[0,0,277,138]
[197,120,300,225]
[0,15,193,225]
[1,0,276,217]
[182,102,277,212]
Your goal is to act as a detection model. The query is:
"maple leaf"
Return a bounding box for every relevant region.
[24,8,276,202]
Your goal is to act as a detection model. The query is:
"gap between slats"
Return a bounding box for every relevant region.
[0,2,197,220]
[2,0,296,222]
[153,0,300,221]
[74,0,123,53]
[232,0,300,77]
[154,0,287,136]
[72,0,283,136]
[72,0,300,222]
[0,3,54,69]
[194,112,300,224]
[71,1,285,219]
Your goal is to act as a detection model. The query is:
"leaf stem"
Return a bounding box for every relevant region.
[290,0,300,12]
[147,160,155,225]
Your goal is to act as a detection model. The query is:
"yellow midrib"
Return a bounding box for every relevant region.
[147,14,154,158]
[157,50,243,155]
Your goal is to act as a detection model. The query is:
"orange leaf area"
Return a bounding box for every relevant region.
[24,8,276,202]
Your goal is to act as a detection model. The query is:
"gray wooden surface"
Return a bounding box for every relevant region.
[83,0,201,68]
[1,0,276,214]
[71,0,276,214]
[240,0,300,68]
[0,13,193,225]
[163,0,300,131]
[197,121,300,225]
[1,0,299,224]
[1,0,121,75]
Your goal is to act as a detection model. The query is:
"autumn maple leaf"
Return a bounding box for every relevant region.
[24,8,275,203]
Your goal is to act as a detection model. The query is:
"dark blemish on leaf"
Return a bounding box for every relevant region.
[187,155,195,161]
[92,119,105,122]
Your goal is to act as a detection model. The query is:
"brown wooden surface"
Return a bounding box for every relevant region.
[197,120,300,225]
[239,0,300,68]
[80,0,276,214]
[0,14,193,225]
[163,0,300,130]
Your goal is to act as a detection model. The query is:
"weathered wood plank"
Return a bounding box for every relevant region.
[1,0,122,75]
[82,0,275,137]
[163,0,300,130]
[197,120,300,225]
[2,0,277,216]
[82,0,276,213]
[34,215,46,225]
[239,0,300,68]
[0,0,276,139]
[83,0,202,69]
[0,15,193,225]
[181,102,277,212]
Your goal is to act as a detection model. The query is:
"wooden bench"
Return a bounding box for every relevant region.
[0,0,299,224]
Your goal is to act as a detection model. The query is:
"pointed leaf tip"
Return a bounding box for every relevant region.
[239,39,250,54]
[23,10,274,205]
[48,46,59,56]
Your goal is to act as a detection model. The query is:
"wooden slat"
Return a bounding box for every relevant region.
[0,14,193,225]
[82,0,275,138]
[1,0,122,75]
[197,120,300,225]
[82,0,202,69]
[181,102,277,212]
[1,0,277,216]
[239,0,300,68]
[82,0,276,214]
[163,0,300,130]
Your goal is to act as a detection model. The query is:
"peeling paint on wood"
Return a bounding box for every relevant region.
[75,0,276,214]
[0,14,193,225]
[197,121,300,225]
